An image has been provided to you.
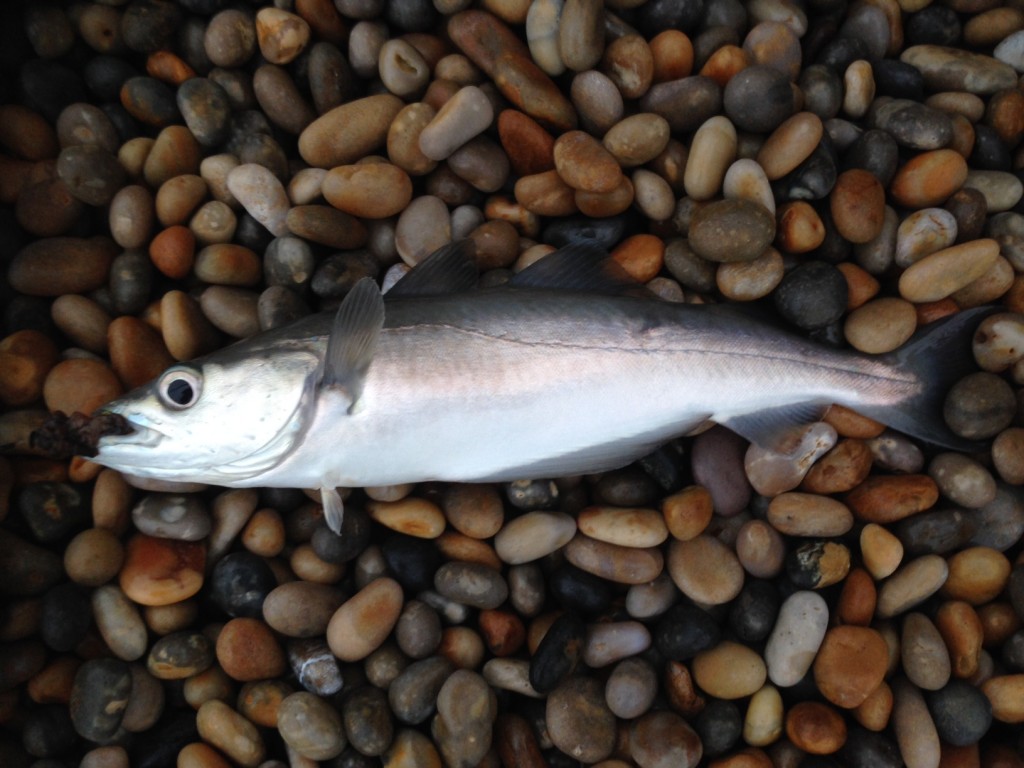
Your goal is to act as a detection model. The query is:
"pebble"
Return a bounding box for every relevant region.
[147,631,213,680]
[766,493,854,537]
[891,677,941,768]
[685,115,736,201]
[943,546,1011,605]
[605,657,657,719]
[844,298,917,354]
[944,371,1017,440]
[327,577,403,661]
[630,710,703,768]
[757,112,823,180]
[765,590,829,687]
[926,680,992,746]
[119,534,205,607]
[830,169,886,244]
[216,617,286,682]
[667,535,744,604]
[196,700,265,768]
[69,658,132,742]
[786,701,847,755]
[434,670,495,767]
[688,198,775,263]
[342,684,394,756]
[277,691,345,761]
[902,612,952,691]
[900,45,1018,94]
[814,625,889,709]
[92,585,147,662]
[262,581,343,638]
[299,94,404,168]
[693,641,767,700]
[576,506,667,548]
[889,148,968,208]
[546,676,616,763]
[389,655,453,725]
[876,555,950,619]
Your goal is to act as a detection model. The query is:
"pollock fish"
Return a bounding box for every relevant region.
[91,242,984,532]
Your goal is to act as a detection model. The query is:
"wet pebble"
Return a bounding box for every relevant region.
[546,676,616,763]
[69,658,132,743]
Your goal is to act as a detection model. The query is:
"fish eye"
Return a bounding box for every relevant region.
[157,367,203,410]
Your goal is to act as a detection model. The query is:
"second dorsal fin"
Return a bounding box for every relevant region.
[387,240,478,297]
[509,243,646,295]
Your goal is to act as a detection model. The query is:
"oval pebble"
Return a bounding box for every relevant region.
[765,590,829,687]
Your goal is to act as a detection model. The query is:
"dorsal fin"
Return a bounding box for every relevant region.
[320,277,385,409]
[509,243,647,295]
[387,240,478,297]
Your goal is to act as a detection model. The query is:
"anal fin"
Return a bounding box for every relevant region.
[321,486,345,534]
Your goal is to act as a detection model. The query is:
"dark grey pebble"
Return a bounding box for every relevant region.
[926,680,992,746]
[695,699,742,758]
[664,238,717,292]
[944,372,1017,440]
[906,6,961,47]
[869,98,953,150]
[129,710,198,768]
[728,579,780,643]
[386,0,437,33]
[799,64,842,120]
[816,35,870,74]
[235,211,275,252]
[693,27,740,73]
[313,506,371,564]
[147,631,214,678]
[209,551,276,618]
[69,658,132,742]
[872,60,926,101]
[395,599,442,659]
[840,3,890,61]
[381,533,441,592]
[343,685,395,757]
[17,482,88,543]
[549,564,612,614]
[1009,564,1024,618]
[772,142,838,201]
[308,42,359,115]
[388,656,453,725]
[773,261,848,330]
[596,467,660,507]
[638,0,703,36]
[41,582,92,653]
[120,76,181,127]
[110,249,155,315]
[311,251,380,300]
[786,540,850,589]
[654,603,721,660]
[83,55,140,104]
[1003,629,1024,671]
[121,0,182,53]
[263,236,314,289]
[19,59,85,122]
[529,612,585,694]
[840,726,903,768]
[640,76,722,134]
[177,78,232,148]
[723,65,794,133]
[22,705,79,758]
[434,561,508,610]
[844,129,900,186]
[506,478,560,510]
[289,637,343,696]
[508,563,546,618]
[0,529,63,596]
[970,125,1013,172]
[258,285,310,331]
[896,509,973,555]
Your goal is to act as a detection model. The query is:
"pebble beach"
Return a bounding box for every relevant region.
[2,0,1024,766]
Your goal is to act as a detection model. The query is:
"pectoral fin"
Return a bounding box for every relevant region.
[321,486,345,534]
[320,277,385,409]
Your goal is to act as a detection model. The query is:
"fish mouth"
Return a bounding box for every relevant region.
[96,421,164,451]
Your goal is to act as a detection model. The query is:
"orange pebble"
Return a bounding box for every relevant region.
[611,234,665,283]
[149,225,196,280]
[650,30,694,82]
[698,45,749,87]
[146,51,197,85]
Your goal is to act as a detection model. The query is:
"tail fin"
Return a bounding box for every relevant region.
[858,306,996,451]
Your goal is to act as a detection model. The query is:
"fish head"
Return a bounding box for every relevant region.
[93,347,319,484]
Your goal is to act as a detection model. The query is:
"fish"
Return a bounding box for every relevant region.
[90,241,986,533]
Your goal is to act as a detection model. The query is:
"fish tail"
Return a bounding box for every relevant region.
[858,306,995,451]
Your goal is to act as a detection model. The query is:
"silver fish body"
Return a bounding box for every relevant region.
[92,244,983,531]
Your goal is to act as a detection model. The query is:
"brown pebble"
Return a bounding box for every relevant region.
[0,330,59,407]
[564,534,663,585]
[935,600,984,679]
[107,316,176,390]
[876,555,949,619]
[553,130,622,193]
[942,546,1011,605]
[149,225,195,280]
[830,169,885,244]
[667,535,744,604]
[64,527,124,587]
[119,534,205,607]
[8,236,118,297]
[785,701,847,754]
[693,641,766,699]
[845,475,938,523]
[43,359,123,416]
[611,234,665,283]
[194,243,262,286]
[322,163,413,219]
[813,625,889,708]
[860,523,904,580]
[981,675,1024,723]
[300,94,404,168]
[326,577,403,661]
[255,7,310,64]
[890,148,968,208]
[216,617,286,681]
